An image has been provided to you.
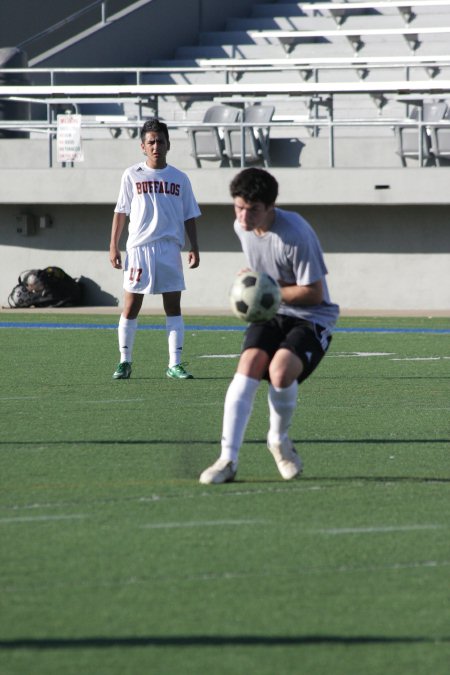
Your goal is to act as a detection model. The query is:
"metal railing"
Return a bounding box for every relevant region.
[1,71,450,167]
[18,1,113,51]
[3,58,450,86]
[1,116,449,168]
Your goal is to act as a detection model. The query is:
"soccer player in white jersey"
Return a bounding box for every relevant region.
[110,119,201,380]
[200,168,339,484]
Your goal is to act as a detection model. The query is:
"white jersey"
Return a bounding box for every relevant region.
[114,162,201,250]
[234,207,340,330]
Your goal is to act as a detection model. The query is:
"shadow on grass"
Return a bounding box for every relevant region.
[1,438,449,446]
[0,634,448,650]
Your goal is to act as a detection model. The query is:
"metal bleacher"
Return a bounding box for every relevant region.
[148,0,450,167]
[1,0,450,168]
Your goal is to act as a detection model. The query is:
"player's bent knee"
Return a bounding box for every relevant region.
[237,348,270,380]
[269,349,303,387]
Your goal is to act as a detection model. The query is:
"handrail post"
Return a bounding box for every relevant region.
[418,107,423,166]
[329,94,335,168]
[48,103,53,168]
[240,118,246,168]
[101,1,107,24]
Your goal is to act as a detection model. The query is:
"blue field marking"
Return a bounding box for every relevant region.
[0,321,449,334]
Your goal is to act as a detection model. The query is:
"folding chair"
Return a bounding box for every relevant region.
[394,101,447,166]
[223,104,275,166]
[429,106,450,166]
[187,105,241,166]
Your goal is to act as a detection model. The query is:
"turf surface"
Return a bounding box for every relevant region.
[0,314,449,674]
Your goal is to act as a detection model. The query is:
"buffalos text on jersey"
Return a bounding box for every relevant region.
[135,180,181,196]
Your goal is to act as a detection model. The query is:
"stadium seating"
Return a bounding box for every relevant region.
[248,26,450,54]
[272,0,450,24]
[429,108,450,164]
[223,104,275,166]
[393,99,448,165]
[187,104,241,166]
[2,0,450,168]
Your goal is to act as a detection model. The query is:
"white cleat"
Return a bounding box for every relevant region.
[267,436,303,480]
[199,458,237,485]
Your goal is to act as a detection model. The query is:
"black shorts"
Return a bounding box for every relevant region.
[242,315,332,384]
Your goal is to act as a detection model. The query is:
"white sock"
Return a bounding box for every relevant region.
[166,315,184,367]
[118,315,138,363]
[220,373,260,467]
[267,380,298,445]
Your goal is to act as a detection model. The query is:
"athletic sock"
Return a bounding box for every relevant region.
[118,315,138,363]
[166,314,184,367]
[220,373,261,467]
[267,380,298,445]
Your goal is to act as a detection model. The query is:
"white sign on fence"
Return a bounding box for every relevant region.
[57,114,84,163]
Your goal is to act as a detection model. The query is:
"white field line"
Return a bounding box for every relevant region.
[5,559,449,594]
[0,479,441,513]
[328,352,395,358]
[313,524,444,535]
[1,477,446,515]
[391,357,450,361]
[141,519,267,529]
[0,396,40,400]
[200,352,449,360]
[175,559,450,582]
[199,354,240,358]
[0,487,321,512]
[0,514,86,524]
[202,352,396,359]
[83,398,145,404]
[141,520,444,533]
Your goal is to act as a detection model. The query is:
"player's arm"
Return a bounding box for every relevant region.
[184,218,200,269]
[109,212,127,269]
[278,278,323,306]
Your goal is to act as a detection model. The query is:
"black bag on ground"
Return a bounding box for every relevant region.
[7,267,83,308]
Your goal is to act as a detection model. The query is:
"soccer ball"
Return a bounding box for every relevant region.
[229,270,281,323]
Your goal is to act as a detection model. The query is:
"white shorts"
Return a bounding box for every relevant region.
[123,239,185,295]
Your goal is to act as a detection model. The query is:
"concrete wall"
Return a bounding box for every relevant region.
[1,135,449,313]
[1,199,449,313]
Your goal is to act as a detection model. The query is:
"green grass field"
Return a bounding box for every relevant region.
[0,314,449,675]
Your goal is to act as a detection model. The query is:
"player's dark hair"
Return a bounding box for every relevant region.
[230,168,278,206]
[140,118,170,144]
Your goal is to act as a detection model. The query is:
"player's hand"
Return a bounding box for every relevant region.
[188,249,200,269]
[110,247,122,269]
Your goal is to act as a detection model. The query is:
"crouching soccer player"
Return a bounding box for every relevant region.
[200,168,339,484]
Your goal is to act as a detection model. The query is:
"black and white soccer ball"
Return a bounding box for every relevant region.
[229,270,281,323]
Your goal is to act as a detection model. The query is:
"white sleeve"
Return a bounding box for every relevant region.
[181,175,201,221]
[114,170,134,215]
